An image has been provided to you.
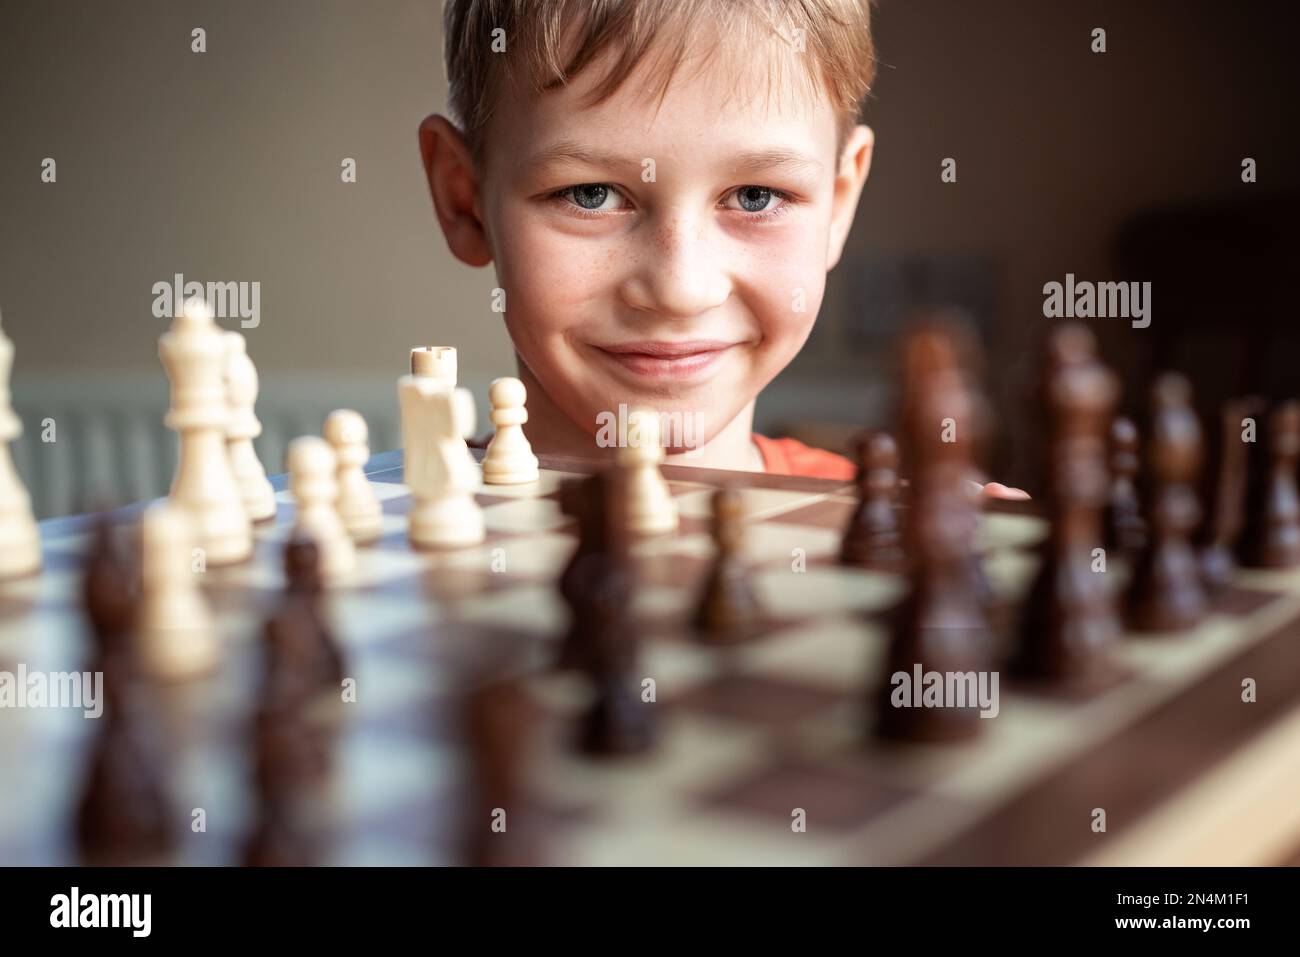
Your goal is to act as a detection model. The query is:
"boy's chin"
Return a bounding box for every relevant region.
[584,395,732,452]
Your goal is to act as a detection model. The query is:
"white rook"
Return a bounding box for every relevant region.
[398,374,483,548]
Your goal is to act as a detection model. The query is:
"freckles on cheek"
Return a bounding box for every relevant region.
[746,237,825,334]
[510,229,618,313]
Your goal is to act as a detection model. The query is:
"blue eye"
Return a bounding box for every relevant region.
[736,186,773,212]
[571,184,609,209]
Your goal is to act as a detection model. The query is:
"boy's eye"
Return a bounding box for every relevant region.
[733,186,775,212]
[572,184,609,209]
[723,185,791,217]
[556,183,625,211]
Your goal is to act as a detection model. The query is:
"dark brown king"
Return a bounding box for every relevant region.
[1010,324,1121,688]
[875,323,992,743]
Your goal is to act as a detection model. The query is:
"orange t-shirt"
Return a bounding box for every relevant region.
[753,434,856,480]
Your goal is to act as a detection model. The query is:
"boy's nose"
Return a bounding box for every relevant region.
[621,219,732,320]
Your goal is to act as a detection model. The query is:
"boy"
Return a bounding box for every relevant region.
[420,0,1022,498]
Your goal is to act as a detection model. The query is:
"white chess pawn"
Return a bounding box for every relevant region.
[324,409,382,544]
[287,436,355,582]
[223,331,276,523]
[159,298,252,565]
[0,312,40,579]
[618,408,678,536]
[482,377,539,485]
[137,502,218,680]
[398,376,484,548]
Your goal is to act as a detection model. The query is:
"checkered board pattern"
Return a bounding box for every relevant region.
[3,449,1300,866]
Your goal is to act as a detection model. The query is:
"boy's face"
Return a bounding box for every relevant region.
[438,41,870,451]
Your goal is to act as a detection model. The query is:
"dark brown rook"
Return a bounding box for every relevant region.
[1124,374,1207,633]
[840,431,904,569]
[1236,400,1300,569]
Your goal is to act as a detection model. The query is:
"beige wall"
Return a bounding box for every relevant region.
[0,0,512,379]
[1,0,1295,441]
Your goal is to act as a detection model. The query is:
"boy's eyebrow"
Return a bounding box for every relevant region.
[526,140,824,177]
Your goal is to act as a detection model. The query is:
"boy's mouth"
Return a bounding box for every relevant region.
[593,339,736,381]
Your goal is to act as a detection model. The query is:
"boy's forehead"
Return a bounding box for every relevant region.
[488,35,838,176]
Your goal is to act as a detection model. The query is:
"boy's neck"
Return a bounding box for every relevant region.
[511,362,767,473]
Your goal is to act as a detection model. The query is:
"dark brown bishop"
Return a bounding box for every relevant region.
[693,486,764,642]
[875,323,993,744]
[1236,400,1300,569]
[840,431,904,569]
[1010,324,1121,689]
[1124,374,1207,632]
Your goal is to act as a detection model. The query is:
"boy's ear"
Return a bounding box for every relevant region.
[418,114,493,267]
[825,124,875,272]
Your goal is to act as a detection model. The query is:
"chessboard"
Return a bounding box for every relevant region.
[4,447,1300,866]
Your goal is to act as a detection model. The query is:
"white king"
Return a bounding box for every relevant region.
[159,298,252,565]
[0,310,41,579]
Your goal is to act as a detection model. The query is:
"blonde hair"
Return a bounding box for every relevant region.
[442,0,876,164]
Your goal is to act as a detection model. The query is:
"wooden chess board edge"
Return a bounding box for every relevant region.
[1079,700,1300,866]
[359,447,858,494]
[916,608,1300,865]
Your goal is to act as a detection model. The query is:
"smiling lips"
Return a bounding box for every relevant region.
[595,339,737,380]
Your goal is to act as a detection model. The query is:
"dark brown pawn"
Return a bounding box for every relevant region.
[82,515,139,686]
[876,325,993,744]
[263,536,344,704]
[693,487,763,642]
[1196,397,1259,588]
[840,431,904,569]
[76,516,175,865]
[1011,325,1121,688]
[241,789,318,867]
[461,678,542,866]
[242,689,325,866]
[1103,416,1146,557]
[1124,374,1207,632]
[578,468,655,756]
[555,474,606,672]
[1236,400,1300,569]
[251,538,340,798]
[242,540,339,866]
[76,712,177,865]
